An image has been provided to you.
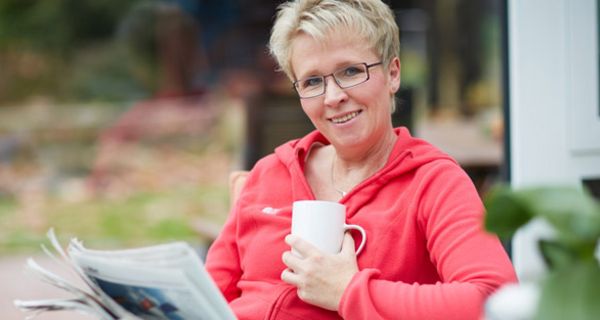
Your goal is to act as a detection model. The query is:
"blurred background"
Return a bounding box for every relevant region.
[0,0,506,317]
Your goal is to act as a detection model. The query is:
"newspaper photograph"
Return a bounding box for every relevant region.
[14,229,237,320]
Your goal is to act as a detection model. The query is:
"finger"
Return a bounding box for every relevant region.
[285,234,320,257]
[281,268,301,286]
[281,250,302,269]
[340,232,356,255]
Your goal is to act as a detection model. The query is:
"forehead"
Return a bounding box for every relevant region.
[290,29,377,79]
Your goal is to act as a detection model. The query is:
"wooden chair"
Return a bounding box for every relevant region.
[192,170,249,240]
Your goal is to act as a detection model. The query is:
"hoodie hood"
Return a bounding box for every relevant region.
[274,127,455,216]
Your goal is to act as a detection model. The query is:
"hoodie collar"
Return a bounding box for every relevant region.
[274,128,454,207]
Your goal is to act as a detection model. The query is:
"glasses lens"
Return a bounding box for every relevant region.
[334,63,368,88]
[294,62,375,98]
[295,76,324,98]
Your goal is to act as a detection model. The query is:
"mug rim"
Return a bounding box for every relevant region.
[293,200,344,207]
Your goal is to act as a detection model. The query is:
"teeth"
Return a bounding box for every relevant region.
[331,111,359,124]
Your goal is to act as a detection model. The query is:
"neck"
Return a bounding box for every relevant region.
[331,129,397,195]
[335,129,397,172]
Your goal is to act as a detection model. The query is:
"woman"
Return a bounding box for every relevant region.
[205,1,517,319]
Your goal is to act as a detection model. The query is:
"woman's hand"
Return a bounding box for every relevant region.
[281,233,359,311]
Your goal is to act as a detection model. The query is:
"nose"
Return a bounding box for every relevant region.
[323,75,348,107]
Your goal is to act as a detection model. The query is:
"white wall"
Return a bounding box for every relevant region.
[508,0,600,281]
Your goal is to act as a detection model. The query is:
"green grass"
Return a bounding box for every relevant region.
[0,99,242,255]
[0,184,229,254]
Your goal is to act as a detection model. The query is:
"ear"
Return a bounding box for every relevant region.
[387,57,401,94]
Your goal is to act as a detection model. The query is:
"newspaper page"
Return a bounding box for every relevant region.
[14,257,122,319]
[69,242,236,320]
[14,230,236,320]
[14,230,127,319]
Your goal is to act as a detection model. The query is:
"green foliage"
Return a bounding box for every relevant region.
[484,185,600,320]
[486,186,600,254]
[486,186,600,247]
[0,0,138,53]
[484,186,533,239]
[0,0,149,103]
[64,43,148,102]
[534,261,600,320]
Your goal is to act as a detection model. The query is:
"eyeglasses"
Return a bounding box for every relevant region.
[293,61,383,99]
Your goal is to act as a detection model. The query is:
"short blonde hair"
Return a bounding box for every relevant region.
[269,0,400,81]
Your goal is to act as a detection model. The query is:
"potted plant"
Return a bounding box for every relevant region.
[484,185,600,320]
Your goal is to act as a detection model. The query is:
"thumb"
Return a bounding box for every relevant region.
[340,232,356,255]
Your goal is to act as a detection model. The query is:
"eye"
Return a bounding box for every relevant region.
[300,77,323,89]
[342,65,366,77]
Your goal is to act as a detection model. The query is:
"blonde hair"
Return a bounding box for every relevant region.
[269,0,400,81]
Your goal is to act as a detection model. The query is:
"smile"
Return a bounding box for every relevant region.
[330,111,361,124]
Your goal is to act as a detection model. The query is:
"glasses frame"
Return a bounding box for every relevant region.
[293,61,383,99]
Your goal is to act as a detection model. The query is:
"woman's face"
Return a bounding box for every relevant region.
[290,30,400,152]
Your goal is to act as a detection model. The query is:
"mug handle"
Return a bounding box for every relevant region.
[343,224,367,255]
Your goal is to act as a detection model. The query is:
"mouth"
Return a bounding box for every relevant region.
[329,110,362,124]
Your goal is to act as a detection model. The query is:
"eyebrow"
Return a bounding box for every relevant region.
[295,69,322,80]
[296,61,361,80]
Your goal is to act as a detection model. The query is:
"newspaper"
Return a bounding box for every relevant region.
[14,229,236,320]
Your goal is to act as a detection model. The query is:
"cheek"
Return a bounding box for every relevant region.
[357,82,387,108]
[300,102,311,117]
[360,84,392,119]
[300,101,322,122]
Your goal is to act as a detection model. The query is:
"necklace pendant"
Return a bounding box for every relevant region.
[331,154,348,197]
[334,188,347,197]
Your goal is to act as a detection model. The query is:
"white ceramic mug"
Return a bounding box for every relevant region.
[291,200,367,255]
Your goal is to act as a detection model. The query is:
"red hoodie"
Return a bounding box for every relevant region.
[205,128,516,320]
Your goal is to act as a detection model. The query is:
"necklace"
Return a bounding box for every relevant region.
[331,153,348,197]
[329,132,397,198]
[330,146,393,198]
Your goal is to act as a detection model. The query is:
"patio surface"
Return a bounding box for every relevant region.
[0,254,95,320]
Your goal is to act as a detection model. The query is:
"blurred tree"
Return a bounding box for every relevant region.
[0,0,137,55]
[0,0,143,103]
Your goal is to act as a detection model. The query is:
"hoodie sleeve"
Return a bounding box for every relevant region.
[205,198,243,301]
[337,160,517,320]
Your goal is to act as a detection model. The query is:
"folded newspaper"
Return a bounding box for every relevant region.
[14,229,236,320]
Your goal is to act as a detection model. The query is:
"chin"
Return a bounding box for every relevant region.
[331,134,365,148]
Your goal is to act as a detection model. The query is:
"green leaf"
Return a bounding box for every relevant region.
[534,261,600,320]
[521,187,600,243]
[538,240,576,270]
[484,185,533,239]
